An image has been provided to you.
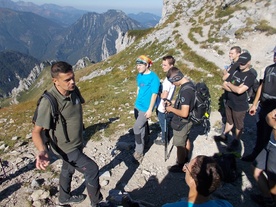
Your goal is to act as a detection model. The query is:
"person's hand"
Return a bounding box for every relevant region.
[249,105,257,116]
[163,98,172,107]
[165,105,173,113]
[36,151,50,170]
[145,110,152,119]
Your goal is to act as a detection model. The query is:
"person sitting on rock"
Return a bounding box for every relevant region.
[162,155,233,207]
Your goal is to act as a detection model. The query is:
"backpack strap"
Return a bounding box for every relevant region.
[42,91,70,143]
[178,82,196,112]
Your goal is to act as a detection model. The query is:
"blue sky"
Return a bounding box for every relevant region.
[14,0,163,16]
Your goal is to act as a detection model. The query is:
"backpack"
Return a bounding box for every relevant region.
[247,68,259,103]
[180,82,211,135]
[213,153,239,183]
[261,64,276,102]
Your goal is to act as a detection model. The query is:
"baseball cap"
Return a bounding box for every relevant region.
[237,52,251,65]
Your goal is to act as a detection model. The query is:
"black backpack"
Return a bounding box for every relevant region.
[247,68,259,103]
[180,82,211,135]
[261,63,276,102]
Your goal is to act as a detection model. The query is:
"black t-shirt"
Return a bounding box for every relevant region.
[260,63,276,108]
[174,82,195,119]
[225,67,255,111]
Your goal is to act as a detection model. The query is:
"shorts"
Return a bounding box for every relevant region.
[253,141,276,181]
[225,104,246,130]
[172,121,193,146]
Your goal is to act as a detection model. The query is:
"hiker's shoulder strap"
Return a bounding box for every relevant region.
[74,86,85,104]
[42,90,70,143]
[179,82,195,93]
[42,90,59,119]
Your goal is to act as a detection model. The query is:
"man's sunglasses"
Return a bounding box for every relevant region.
[168,75,183,83]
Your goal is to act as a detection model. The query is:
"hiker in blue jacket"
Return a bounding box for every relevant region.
[133,55,160,163]
[32,61,103,207]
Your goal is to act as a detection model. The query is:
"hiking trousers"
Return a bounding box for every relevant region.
[59,148,102,206]
[133,108,149,154]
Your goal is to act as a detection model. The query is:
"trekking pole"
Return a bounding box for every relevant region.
[164,111,168,161]
[166,144,174,161]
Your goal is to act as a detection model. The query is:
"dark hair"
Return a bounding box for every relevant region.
[191,155,223,197]
[230,46,241,54]
[166,67,184,83]
[162,55,175,66]
[51,61,73,78]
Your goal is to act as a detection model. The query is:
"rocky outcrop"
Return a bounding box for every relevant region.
[9,61,51,104]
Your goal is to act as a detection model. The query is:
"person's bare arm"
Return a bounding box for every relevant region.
[226,82,249,94]
[32,125,50,170]
[266,109,276,138]
[222,81,232,92]
[249,82,263,116]
[145,93,158,118]
[165,104,190,118]
[160,90,169,99]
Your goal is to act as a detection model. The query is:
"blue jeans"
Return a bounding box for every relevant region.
[157,111,173,141]
[158,111,166,141]
[59,148,102,206]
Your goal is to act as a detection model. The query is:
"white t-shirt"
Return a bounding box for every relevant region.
[157,77,175,113]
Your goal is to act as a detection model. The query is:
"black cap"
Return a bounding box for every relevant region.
[237,53,251,65]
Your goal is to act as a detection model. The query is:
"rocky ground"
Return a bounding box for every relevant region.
[0,111,262,207]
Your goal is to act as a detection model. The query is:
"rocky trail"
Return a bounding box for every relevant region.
[0,111,262,207]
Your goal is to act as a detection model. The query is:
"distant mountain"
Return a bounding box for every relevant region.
[0,50,40,97]
[0,0,87,26]
[43,10,143,64]
[0,8,142,64]
[128,12,161,28]
[0,0,160,28]
[0,8,142,96]
[0,8,61,60]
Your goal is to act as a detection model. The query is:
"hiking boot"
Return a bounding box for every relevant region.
[167,163,184,173]
[227,139,240,151]
[213,134,227,143]
[250,194,275,207]
[241,153,257,162]
[154,139,165,146]
[59,194,86,205]
[133,152,143,163]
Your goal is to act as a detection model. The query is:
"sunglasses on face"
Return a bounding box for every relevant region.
[168,75,182,83]
[240,62,247,66]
